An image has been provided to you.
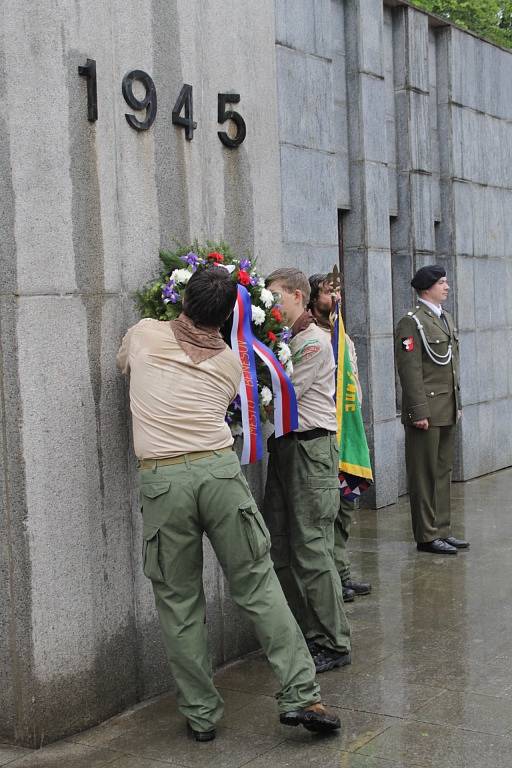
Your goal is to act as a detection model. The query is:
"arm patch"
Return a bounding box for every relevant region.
[401,336,415,352]
[293,340,321,364]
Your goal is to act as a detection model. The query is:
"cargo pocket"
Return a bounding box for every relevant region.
[298,436,333,470]
[239,501,271,561]
[306,476,340,524]
[142,522,164,582]
[139,479,171,526]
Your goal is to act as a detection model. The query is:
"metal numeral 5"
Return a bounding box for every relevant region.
[218,93,246,148]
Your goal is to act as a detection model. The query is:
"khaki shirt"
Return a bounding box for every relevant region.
[290,324,337,432]
[117,319,241,458]
[395,304,461,427]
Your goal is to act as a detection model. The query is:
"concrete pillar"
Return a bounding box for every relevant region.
[342,0,397,508]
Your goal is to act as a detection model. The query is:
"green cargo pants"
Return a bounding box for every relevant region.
[262,433,351,654]
[405,424,455,543]
[333,496,355,583]
[139,449,320,733]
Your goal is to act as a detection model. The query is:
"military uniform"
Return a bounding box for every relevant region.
[395,302,461,544]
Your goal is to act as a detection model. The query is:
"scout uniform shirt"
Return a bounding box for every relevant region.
[116,318,241,458]
[290,323,338,432]
[395,302,460,427]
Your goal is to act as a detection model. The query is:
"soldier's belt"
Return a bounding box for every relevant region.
[138,446,233,469]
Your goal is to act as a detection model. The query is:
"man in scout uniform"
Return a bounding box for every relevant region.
[263,267,351,674]
[117,267,341,741]
[395,264,470,555]
[308,273,371,602]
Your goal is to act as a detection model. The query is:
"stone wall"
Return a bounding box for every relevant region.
[0,0,282,747]
[1,0,511,747]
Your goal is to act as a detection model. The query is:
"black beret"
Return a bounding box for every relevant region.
[411,264,446,291]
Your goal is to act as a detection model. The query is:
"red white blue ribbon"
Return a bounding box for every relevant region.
[253,339,298,437]
[230,286,298,464]
[230,286,264,464]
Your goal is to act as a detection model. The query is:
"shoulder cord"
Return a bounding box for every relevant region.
[408,313,453,366]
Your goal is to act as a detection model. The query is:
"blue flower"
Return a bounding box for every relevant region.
[180,251,202,271]
[162,279,180,304]
[280,328,292,344]
[240,258,252,270]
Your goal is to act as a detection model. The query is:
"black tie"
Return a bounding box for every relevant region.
[440,312,449,332]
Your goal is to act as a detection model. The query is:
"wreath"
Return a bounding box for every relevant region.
[136,241,294,433]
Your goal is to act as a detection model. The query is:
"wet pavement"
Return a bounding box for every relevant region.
[3,467,512,768]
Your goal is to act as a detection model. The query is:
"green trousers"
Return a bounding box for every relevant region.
[262,433,351,654]
[333,496,355,583]
[139,449,319,733]
[405,424,455,543]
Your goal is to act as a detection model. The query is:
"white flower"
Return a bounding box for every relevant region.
[251,305,266,326]
[285,360,293,376]
[259,288,274,309]
[258,277,265,288]
[170,268,192,285]
[260,386,273,406]
[277,342,292,364]
[230,423,244,436]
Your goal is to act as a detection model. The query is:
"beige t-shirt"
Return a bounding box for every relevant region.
[290,324,338,432]
[116,319,241,459]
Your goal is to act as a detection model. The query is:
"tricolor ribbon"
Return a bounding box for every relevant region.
[253,339,298,437]
[230,286,264,464]
[230,286,298,464]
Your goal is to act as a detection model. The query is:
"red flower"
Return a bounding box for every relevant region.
[238,269,251,286]
[271,307,283,323]
[267,331,277,342]
[207,251,224,262]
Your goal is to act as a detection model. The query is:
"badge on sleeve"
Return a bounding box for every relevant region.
[401,336,414,352]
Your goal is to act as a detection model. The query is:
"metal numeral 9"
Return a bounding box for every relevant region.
[122,70,157,131]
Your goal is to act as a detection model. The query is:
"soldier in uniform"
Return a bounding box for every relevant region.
[395,265,470,555]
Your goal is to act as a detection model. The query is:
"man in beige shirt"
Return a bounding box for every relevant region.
[308,274,372,603]
[117,266,340,741]
[263,267,351,676]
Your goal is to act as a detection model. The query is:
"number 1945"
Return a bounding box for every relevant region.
[78,58,246,148]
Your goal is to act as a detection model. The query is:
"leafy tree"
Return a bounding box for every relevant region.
[410,0,512,47]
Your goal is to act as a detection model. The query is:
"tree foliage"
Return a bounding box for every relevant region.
[410,0,512,48]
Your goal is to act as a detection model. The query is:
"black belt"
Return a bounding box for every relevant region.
[282,427,336,441]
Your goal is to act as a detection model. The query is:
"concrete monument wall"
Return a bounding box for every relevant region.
[0,0,282,747]
[1,0,511,747]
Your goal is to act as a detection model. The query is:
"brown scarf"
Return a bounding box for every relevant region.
[291,310,317,338]
[170,314,226,364]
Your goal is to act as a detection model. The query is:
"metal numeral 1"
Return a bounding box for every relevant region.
[78,59,98,122]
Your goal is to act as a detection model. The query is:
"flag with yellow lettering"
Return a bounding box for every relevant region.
[333,305,373,500]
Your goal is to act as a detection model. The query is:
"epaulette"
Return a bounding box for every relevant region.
[406,305,420,318]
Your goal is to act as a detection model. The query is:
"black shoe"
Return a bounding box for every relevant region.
[309,643,351,673]
[443,536,470,549]
[187,724,216,742]
[280,702,341,732]
[417,538,457,555]
[343,578,371,596]
[342,584,355,602]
